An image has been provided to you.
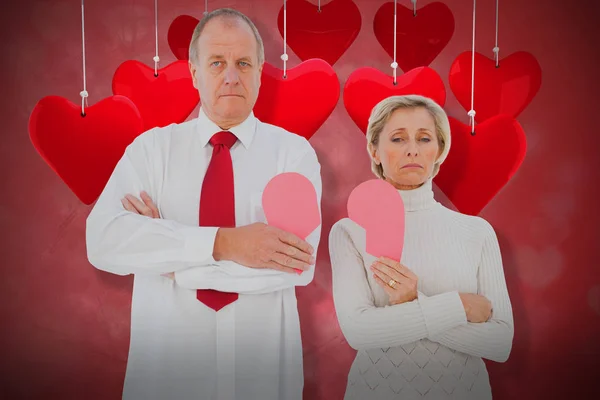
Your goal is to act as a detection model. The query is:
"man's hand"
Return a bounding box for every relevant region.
[215,223,315,274]
[121,191,160,218]
[370,257,418,305]
[121,191,174,279]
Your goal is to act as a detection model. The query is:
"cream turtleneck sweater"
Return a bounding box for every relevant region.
[329,178,514,399]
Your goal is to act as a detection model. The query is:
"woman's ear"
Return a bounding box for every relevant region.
[368,142,380,165]
[435,142,444,163]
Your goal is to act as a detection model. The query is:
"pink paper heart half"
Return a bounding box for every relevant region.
[347,179,405,260]
[262,172,320,240]
[263,172,320,274]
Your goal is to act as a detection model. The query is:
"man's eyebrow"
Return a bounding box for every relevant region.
[206,55,254,63]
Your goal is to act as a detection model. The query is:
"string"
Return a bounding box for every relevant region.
[281,0,288,78]
[391,0,398,84]
[204,0,208,16]
[80,0,88,116]
[468,0,477,135]
[153,0,160,77]
[411,0,417,17]
[493,0,500,67]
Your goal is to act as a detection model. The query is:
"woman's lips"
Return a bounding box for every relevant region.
[401,163,423,169]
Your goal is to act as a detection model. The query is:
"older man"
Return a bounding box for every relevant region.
[86,8,321,400]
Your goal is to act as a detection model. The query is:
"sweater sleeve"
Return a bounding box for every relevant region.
[428,221,515,362]
[329,220,467,350]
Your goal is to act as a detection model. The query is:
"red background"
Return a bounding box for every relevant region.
[1,0,599,399]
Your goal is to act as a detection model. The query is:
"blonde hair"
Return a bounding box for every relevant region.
[188,8,265,66]
[366,95,451,179]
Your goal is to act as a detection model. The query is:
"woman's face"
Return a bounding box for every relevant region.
[370,107,441,189]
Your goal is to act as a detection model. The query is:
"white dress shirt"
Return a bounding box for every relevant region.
[86,108,322,400]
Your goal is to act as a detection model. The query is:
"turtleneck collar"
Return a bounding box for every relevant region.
[397,178,437,212]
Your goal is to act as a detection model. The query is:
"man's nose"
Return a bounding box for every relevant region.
[224,65,240,85]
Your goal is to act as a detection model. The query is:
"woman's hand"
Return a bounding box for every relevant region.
[121,191,174,280]
[370,257,418,305]
[459,293,493,323]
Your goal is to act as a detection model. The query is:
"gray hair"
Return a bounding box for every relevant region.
[188,8,265,66]
[366,95,451,179]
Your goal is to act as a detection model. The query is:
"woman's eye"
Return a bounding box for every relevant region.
[239,61,249,67]
[421,138,431,142]
[211,61,222,67]
[392,137,403,142]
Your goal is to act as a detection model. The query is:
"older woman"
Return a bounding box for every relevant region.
[329,95,514,399]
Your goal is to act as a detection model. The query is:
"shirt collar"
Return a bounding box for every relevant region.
[196,107,257,149]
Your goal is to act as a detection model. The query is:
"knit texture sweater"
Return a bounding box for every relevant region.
[329,178,514,399]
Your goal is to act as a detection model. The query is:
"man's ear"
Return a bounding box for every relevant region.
[256,62,264,89]
[189,61,198,89]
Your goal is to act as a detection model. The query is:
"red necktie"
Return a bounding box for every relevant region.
[197,131,239,311]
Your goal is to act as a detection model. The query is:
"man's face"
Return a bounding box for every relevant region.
[189,17,263,127]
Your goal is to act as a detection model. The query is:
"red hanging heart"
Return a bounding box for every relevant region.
[343,66,446,133]
[254,59,339,140]
[373,1,454,72]
[28,96,143,205]
[112,60,199,132]
[277,0,361,66]
[167,14,199,60]
[449,51,542,123]
[433,115,527,215]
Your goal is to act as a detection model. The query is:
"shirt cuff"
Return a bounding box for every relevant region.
[181,226,219,264]
[418,291,467,337]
